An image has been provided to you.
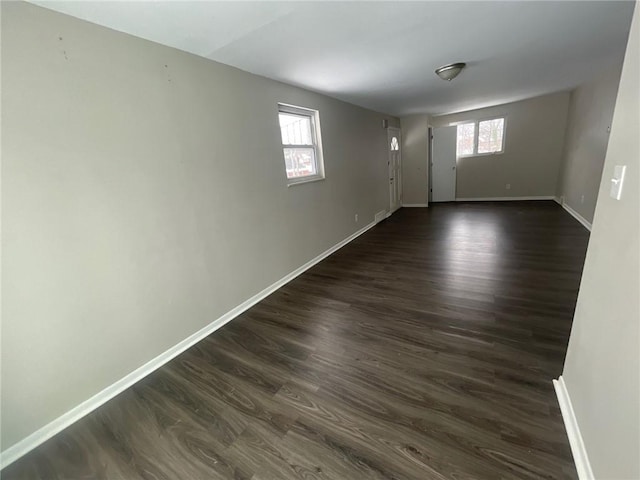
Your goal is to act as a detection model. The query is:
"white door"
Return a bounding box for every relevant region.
[388,128,402,213]
[432,126,457,202]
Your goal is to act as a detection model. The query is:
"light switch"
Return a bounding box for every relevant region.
[610,165,626,200]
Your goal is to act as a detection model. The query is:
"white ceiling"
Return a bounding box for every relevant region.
[30,1,635,116]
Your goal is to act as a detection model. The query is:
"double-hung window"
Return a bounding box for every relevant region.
[456,117,505,157]
[278,104,325,185]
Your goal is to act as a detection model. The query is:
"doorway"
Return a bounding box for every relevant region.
[388,127,402,213]
[431,126,457,202]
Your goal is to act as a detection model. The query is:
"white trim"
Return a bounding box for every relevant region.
[454,116,507,157]
[561,202,592,232]
[0,220,377,470]
[553,376,594,480]
[402,203,429,207]
[387,127,402,213]
[455,196,556,201]
[374,210,387,223]
[384,207,402,218]
[278,103,325,186]
[457,150,505,159]
[554,196,591,231]
[287,176,325,187]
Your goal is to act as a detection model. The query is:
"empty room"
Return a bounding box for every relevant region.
[1,1,639,479]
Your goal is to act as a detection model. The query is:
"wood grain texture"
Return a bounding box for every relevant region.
[3,201,588,479]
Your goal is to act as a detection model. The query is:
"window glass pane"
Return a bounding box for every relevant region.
[457,123,475,156]
[283,147,317,179]
[279,113,313,145]
[477,118,504,153]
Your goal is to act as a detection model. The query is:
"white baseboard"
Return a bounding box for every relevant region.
[374,210,387,223]
[386,206,401,218]
[455,196,556,202]
[560,201,592,232]
[0,221,377,470]
[553,376,594,479]
[402,203,429,207]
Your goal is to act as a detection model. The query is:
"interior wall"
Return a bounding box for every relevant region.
[431,92,570,199]
[562,3,639,478]
[399,114,431,206]
[0,1,398,452]
[556,65,623,223]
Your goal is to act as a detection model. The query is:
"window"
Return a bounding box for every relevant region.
[278,104,324,185]
[456,117,505,157]
[457,123,475,156]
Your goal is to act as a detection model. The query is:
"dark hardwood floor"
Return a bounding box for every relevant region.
[3,201,590,479]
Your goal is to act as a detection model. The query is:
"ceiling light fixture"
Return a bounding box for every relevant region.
[435,62,466,81]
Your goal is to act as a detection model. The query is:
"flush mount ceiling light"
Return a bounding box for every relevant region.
[435,62,466,81]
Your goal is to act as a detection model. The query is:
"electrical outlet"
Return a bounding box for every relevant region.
[355,214,358,223]
[581,195,585,204]
[506,183,511,190]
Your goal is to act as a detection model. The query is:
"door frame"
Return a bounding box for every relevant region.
[431,126,457,202]
[387,127,402,214]
[428,126,433,203]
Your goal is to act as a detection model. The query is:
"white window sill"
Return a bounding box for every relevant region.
[287,176,325,187]
[458,151,504,159]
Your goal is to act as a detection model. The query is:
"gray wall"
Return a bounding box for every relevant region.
[400,115,431,206]
[431,92,570,199]
[0,2,397,451]
[556,66,623,223]
[562,3,639,478]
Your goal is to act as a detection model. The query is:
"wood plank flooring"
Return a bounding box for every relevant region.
[2,201,590,479]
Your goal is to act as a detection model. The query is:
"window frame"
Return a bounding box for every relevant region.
[455,116,507,158]
[278,103,325,186]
